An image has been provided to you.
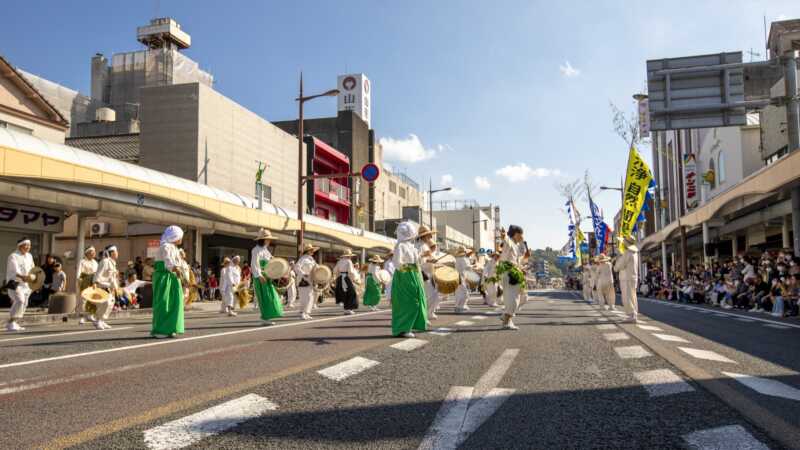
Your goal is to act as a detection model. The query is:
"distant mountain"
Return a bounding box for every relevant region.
[529,247,564,278]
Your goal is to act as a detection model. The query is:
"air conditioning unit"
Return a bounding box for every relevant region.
[89,222,110,237]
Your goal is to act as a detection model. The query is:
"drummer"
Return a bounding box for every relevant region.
[334,249,360,315]
[295,243,320,320]
[5,238,35,332]
[251,228,283,325]
[483,251,501,308]
[363,255,383,311]
[92,245,119,330]
[416,225,440,320]
[77,246,99,325]
[454,245,475,313]
[390,222,427,338]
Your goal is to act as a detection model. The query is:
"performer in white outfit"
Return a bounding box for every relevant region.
[295,243,319,320]
[221,257,242,316]
[5,238,35,332]
[333,249,361,315]
[614,236,640,323]
[77,246,99,324]
[454,246,474,313]
[416,225,440,319]
[589,261,600,304]
[483,251,500,308]
[582,263,592,303]
[595,255,616,310]
[499,225,529,330]
[383,252,395,300]
[92,245,119,330]
[286,260,298,309]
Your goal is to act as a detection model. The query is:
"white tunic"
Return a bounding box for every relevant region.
[483,258,498,280]
[334,258,359,283]
[6,251,34,290]
[79,258,98,276]
[94,258,119,290]
[500,237,524,266]
[392,242,419,267]
[251,245,273,279]
[294,254,317,285]
[158,243,182,271]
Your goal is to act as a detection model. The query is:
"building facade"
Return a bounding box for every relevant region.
[306,136,351,225]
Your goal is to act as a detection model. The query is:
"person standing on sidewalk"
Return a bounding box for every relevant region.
[614,236,640,323]
[5,238,35,332]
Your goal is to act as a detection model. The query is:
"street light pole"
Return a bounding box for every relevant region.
[427,181,452,231]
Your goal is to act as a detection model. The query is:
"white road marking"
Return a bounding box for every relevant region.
[317,356,380,381]
[472,349,519,399]
[734,318,754,323]
[469,316,487,320]
[614,346,652,359]
[722,372,800,401]
[596,324,617,330]
[143,393,277,449]
[390,338,428,352]
[651,333,690,343]
[634,369,695,397]
[678,347,737,364]
[454,321,474,326]
[429,328,453,336]
[637,325,663,331]
[0,309,388,370]
[0,326,135,343]
[764,324,791,330]
[603,332,629,341]
[641,297,800,330]
[683,425,768,450]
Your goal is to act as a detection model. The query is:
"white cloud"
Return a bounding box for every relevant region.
[440,174,454,186]
[559,61,580,78]
[474,176,491,190]
[379,134,444,164]
[495,163,563,182]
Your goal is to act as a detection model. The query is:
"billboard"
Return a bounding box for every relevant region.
[337,73,371,127]
[683,154,699,209]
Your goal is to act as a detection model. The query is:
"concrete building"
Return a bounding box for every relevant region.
[305,136,351,225]
[432,200,495,252]
[435,222,474,251]
[374,167,424,224]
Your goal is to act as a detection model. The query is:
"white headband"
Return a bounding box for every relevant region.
[84,246,95,254]
[105,245,118,254]
[17,239,31,247]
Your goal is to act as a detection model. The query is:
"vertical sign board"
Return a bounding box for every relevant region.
[647,52,746,131]
[337,73,371,128]
[683,154,698,209]
[637,98,650,138]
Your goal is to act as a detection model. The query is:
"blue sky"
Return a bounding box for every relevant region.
[3,0,799,248]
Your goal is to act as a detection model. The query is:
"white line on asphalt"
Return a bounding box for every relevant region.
[454,321,474,326]
[764,324,791,330]
[734,318,754,323]
[651,333,690,343]
[614,346,652,359]
[603,332,630,341]
[678,347,737,364]
[722,372,800,401]
[640,297,800,330]
[596,324,617,330]
[0,326,136,343]
[390,338,428,352]
[637,324,664,332]
[428,328,453,336]
[683,425,769,450]
[0,309,388,370]
[470,315,487,320]
[317,356,380,381]
[472,349,519,399]
[633,369,695,397]
[142,393,277,449]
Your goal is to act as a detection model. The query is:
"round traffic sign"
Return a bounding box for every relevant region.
[360,163,380,183]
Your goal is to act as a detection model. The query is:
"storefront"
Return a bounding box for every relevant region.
[0,201,64,284]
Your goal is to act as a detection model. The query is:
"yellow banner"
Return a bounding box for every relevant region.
[619,145,653,251]
[575,227,585,267]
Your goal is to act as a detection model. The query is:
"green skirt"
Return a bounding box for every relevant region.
[391,267,428,336]
[151,261,185,336]
[254,277,284,320]
[363,273,382,306]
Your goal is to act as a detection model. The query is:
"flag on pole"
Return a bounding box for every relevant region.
[619,145,654,252]
[588,189,613,254]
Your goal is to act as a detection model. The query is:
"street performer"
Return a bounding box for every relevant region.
[596,254,616,311]
[151,225,185,338]
[333,248,360,315]
[251,229,284,325]
[5,238,35,332]
[498,225,529,330]
[362,255,383,310]
[454,245,475,313]
[390,221,428,338]
[295,243,320,320]
[483,250,501,308]
[92,245,119,330]
[77,245,98,325]
[416,225,440,319]
[614,236,640,323]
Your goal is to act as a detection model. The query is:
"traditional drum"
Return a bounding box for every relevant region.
[28,267,45,292]
[434,266,460,295]
[265,257,290,280]
[275,276,292,289]
[464,271,481,290]
[311,265,332,289]
[234,282,252,308]
[375,269,392,286]
[81,286,111,304]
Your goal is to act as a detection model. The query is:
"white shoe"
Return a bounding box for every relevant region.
[301,313,312,320]
[6,322,22,332]
[400,332,415,338]
[228,310,238,317]
[94,321,104,330]
[78,317,86,325]
[88,315,97,322]
[102,322,112,329]
[261,320,275,326]
[503,321,519,330]
[429,313,438,320]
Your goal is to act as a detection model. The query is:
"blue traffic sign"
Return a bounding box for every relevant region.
[361,163,380,183]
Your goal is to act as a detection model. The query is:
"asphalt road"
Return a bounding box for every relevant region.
[0,291,796,449]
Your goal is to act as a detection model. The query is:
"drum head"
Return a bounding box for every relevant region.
[28,267,45,291]
[81,286,111,304]
[434,266,459,283]
[266,258,290,279]
[311,265,332,285]
[376,269,391,285]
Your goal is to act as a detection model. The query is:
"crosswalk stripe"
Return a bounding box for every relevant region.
[470,316,488,320]
[678,347,737,364]
[722,372,800,401]
[596,324,617,330]
[454,321,474,326]
[614,346,652,359]
[429,328,453,336]
[390,338,428,352]
[683,425,768,450]
[637,324,663,331]
[603,332,629,341]
[634,369,695,397]
[651,333,690,343]
[142,394,277,449]
[317,357,380,381]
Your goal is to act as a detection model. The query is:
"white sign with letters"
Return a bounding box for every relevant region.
[337,73,371,127]
[0,202,64,233]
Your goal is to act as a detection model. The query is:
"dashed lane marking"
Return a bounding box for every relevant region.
[636,324,664,331]
[390,338,428,352]
[596,324,617,330]
[734,318,754,323]
[603,332,630,341]
[428,328,453,336]
[633,369,695,397]
[651,333,690,343]
[142,394,277,450]
[678,347,737,364]
[317,357,380,381]
[614,346,652,359]
[683,425,769,450]
[454,321,474,326]
[722,372,800,402]
[764,324,791,330]
[0,326,135,343]
[470,316,488,320]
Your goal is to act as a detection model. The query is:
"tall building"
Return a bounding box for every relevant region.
[432,200,496,252]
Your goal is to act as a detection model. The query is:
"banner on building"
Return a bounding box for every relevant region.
[619,146,654,251]
[637,98,650,138]
[683,153,698,209]
[0,202,64,233]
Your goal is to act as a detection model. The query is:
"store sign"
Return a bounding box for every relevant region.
[683,154,698,209]
[337,73,371,127]
[0,203,63,233]
[637,98,650,138]
[146,239,160,258]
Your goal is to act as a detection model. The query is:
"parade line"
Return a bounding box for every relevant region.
[0,309,389,370]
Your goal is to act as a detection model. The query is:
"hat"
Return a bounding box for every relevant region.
[368,255,384,263]
[453,246,472,257]
[222,257,231,264]
[254,228,273,241]
[127,261,134,267]
[160,225,184,244]
[339,249,357,258]
[396,222,417,242]
[302,243,320,254]
[417,225,436,239]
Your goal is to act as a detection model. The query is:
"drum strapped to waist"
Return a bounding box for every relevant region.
[234,281,252,308]
[265,258,290,280]
[375,269,392,285]
[311,265,332,289]
[464,271,481,290]
[81,286,112,305]
[434,266,459,294]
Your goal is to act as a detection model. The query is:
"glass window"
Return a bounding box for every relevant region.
[0,120,33,135]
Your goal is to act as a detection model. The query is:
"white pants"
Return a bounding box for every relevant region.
[621,279,638,317]
[582,284,591,301]
[485,282,498,306]
[454,282,469,309]
[425,279,440,315]
[503,275,523,318]
[221,288,235,308]
[298,286,316,315]
[286,282,297,308]
[8,286,31,320]
[95,298,114,320]
[598,284,615,308]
